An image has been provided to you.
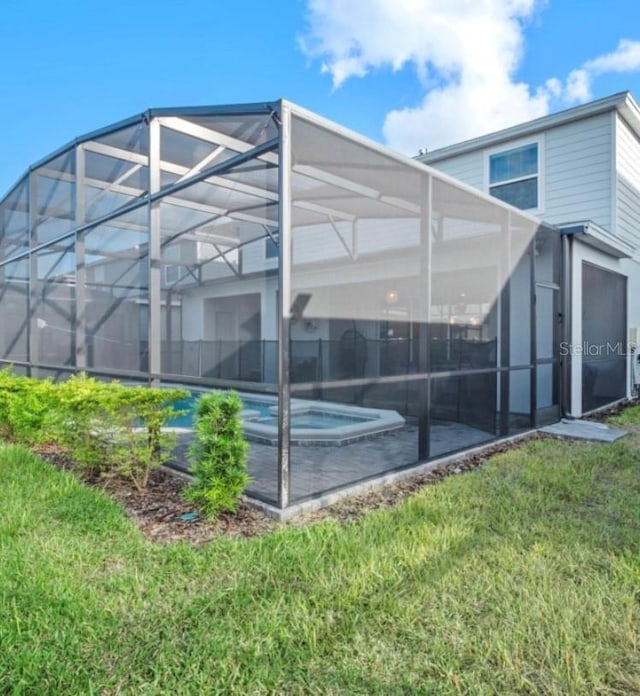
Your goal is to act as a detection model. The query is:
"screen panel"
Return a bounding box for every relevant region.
[582,263,627,412]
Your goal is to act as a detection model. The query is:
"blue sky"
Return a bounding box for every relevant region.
[1,0,640,195]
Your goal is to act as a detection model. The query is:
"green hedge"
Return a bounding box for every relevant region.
[0,369,188,490]
[0,369,57,444]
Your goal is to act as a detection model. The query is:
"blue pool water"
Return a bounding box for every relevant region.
[256,411,369,430]
[168,394,271,428]
[167,393,369,430]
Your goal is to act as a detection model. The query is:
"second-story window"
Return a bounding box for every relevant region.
[488,142,539,210]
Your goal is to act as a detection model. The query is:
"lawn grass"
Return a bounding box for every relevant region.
[1,410,640,694]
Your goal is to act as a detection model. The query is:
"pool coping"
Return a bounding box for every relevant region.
[243,396,406,445]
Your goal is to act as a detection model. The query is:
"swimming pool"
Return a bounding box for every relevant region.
[167,391,405,445]
[169,395,273,427]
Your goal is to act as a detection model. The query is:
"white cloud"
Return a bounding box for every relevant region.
[300,1,640,154]
[564,69,591,103]
[569,39,640,103]
[384,78,549,154]
[301,0,538,89]
[585,38,640,73]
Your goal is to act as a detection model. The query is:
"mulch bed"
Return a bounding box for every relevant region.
[293,434,544,526]
[97,469,276,545]
[583,397,639,422]
[32,443,274,545]
[31,433,543,544]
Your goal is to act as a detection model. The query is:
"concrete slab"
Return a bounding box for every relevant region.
[540,419,627,442]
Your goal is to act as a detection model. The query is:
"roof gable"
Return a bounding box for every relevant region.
[421,91,640,163]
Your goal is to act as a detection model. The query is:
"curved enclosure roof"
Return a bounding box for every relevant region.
[0,99,547,247]
[0,102,283,263]
[0,99,548,265]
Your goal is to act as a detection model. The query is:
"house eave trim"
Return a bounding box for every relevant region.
[559,221,635,259]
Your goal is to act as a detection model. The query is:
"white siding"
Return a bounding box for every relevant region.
[543,113,613,229]
[428,113,614,231]
[426,151,484,190]
[624,255,640,397]
[616,114,640,247]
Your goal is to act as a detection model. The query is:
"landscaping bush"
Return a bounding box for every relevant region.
[52,375,189,488]
[183,391,250,519]
[108,385,189,491]
[0,369,189,489]
[51,374,121,474]
[0,368,57,444]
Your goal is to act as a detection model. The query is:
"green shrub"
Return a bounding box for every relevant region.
[107,384,189,491]
[0,368,25,439]
[8,379,57,444]
[0,370,189,490]
[183,391,250,519]
[52,375,189,488]
[0,369,22,439]
[0,368,57,444]
[51,374,120,473]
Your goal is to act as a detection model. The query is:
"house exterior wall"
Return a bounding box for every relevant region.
[616,114,640,247]
[614,115,640,402]
[427,112,614,230]
[543,113,613,229]
[425,151,484,191]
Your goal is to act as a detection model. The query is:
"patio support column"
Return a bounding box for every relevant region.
[28,173,38,374]
[277,102,292,509]
[560,232,572,416]
[75,144,86,370]
[149,116,161,385]
[499,211,511,436]
[530,233,538,427]
[166,289,173,374]
[418,174,431,460]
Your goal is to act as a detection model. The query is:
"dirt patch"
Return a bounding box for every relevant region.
[32,433,544,544]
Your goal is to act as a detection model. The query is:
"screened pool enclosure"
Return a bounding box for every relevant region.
[0,100,561,511]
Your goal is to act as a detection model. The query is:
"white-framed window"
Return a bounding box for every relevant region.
[487,140,542,211]
[164,264,181,286]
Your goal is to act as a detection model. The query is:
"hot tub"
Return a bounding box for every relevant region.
[168,391,405,446]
